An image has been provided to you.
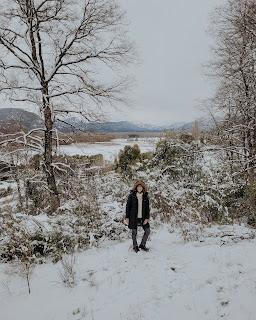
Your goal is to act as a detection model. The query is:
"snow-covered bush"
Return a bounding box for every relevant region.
[241,183,256,227]
[0,209,40,271]
[0,168,131,264]
[150,138,202,180]
[130,138,239,225]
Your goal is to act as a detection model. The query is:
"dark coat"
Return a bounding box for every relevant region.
[125,190,150,229]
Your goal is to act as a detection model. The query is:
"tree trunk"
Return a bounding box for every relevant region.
[42,86,60,211]
[247,128,255,183]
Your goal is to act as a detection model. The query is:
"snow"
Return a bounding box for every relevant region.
[1,223,256,320]
[58,138,158,162]
[0,181,16,190]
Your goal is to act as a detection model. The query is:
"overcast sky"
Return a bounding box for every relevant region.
[110,0,222,125]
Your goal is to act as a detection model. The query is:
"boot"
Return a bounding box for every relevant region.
[139,244,149,252]
[133,245,140,253]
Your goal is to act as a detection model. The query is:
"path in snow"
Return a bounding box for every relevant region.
[1,224,256,320]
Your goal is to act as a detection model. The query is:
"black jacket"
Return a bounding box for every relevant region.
[125,190,150,229]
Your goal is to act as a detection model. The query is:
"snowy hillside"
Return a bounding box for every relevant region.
[0,108,43,131]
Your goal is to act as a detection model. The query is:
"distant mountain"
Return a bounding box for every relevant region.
[56,118,212,133]
[170,116,219,132]
[56,118,166,133]
[0,108,42,132]
[0,108,218,133]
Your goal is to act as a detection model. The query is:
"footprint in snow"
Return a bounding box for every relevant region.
[220,300,230,307]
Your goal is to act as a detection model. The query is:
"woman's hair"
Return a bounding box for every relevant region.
[132,180,147,192]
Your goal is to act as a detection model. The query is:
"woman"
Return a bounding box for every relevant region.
[125,180,150,253]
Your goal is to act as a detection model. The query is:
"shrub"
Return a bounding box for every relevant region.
[115,144,142,179]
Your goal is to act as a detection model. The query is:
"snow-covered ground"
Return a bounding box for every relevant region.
[58,138,158,162]
[1,223,256,320]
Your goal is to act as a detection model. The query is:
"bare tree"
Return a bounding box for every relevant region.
[209,0,256,182]
[0,0,134,210]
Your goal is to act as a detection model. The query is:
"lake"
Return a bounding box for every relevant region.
[58,138,158,162]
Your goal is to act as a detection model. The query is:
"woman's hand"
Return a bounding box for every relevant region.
[124,218,129,225]
[143,219,149,225]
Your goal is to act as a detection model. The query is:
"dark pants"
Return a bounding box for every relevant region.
[132,218,150,247]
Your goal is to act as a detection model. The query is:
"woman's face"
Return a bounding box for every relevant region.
[137,185,143,193]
